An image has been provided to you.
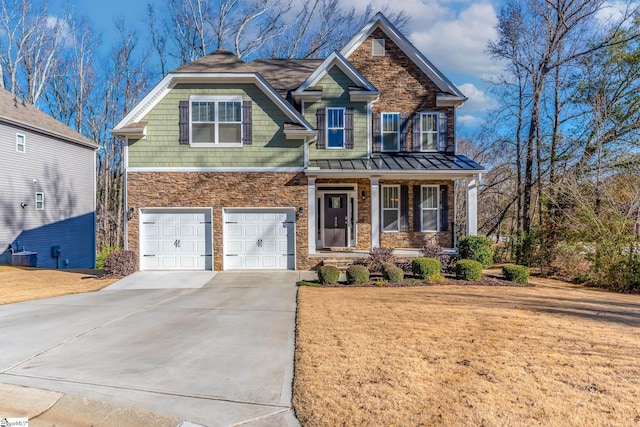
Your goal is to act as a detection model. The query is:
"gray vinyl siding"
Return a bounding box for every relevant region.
[304,67,368,159]
[128,83,305,168]
[0,122,96,268]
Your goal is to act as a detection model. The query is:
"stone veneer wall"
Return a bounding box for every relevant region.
[379,179,454,249]
[127,171,311,270]
[347,28,456,153]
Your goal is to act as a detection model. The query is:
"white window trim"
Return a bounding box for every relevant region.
[16,133,25,153]
[421,185,439,232]
[326,107,345,149]
[381,112,400,152]
[420,112,439,152]
[35,192,44,210]
[189,95,243,147]
[381,185,400,232]
[372,38,385,56]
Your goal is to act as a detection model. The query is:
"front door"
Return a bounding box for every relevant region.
[324,194,348,247]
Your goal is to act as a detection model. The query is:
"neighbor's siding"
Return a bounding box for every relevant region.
[303,67,368,159]
[128,83,305,168]
[0,122,96,268]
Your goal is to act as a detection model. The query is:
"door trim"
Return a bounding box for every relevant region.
[316,184,358,249]
[222,207,297,270]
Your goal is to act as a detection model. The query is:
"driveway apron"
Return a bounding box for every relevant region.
[0,271,300,427]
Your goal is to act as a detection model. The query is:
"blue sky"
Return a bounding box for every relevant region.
[50,0,509,134]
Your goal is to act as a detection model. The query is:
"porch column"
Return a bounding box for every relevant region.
[371,177,380,248]
[308,177,316,254]
[467,175,478,236]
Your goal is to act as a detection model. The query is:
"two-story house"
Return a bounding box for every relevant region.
[0,88,98,269]
[113,12,484,271]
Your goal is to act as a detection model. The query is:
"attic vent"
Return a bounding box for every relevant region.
[372,38,385,56]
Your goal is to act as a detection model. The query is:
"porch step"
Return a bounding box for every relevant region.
[319,258,359,270]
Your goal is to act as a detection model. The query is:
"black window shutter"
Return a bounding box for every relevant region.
[242,101,252,145]
[400,185,409,231]
[316,108,326,149]
[372,112,381,152]
[400,113,409,152]
[413,185,421,231]
[179,100,189,145]
[345,108,354,149]
[412,113,421,152]
[440,184,449,231]
[439,112,448,152]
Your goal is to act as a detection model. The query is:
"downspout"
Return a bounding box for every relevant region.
[367,95,380,157]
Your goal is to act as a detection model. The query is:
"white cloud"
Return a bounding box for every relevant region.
[457,82,498,114]
[457,114,484,129]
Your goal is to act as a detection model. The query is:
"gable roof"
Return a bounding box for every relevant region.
[292,51,379,100]
[0,88,97,149]
[174,48,255,74]
[249,58,323,97]
[341,12,467,102]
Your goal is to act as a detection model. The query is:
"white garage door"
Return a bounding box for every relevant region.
[224,209,295,270]
[140,209,212,270]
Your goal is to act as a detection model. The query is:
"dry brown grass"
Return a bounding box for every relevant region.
[294,277,640,426]
[0,266,118,305]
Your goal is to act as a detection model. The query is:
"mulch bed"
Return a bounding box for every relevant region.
[302,273,534,288]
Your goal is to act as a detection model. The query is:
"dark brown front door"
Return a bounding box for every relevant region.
[324,194,348,247]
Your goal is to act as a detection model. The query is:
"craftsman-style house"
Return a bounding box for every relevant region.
[113,12,484,271]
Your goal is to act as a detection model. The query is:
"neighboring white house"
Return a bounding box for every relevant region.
[0,88,98,269]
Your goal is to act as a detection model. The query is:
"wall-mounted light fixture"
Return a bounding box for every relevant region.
[298,207,304,216]
[361,190,366,201]
[127,207,135,220]
[20,202,28,209]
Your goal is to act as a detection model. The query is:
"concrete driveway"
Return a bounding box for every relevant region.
[0,271,302,426]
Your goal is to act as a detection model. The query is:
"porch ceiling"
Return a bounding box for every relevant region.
[307,153,486,178]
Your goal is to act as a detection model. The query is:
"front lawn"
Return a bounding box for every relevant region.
[293,277,640,426]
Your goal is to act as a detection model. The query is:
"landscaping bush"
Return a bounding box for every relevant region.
[455,259,483,281]
[96,246,120,270]
[420,243,458,273]
[367,247,396,273]
[457,236,494,267]
[502,264,530,284]
[346,265,370,285]
[318,265,341,285]
[411,257,441,280]
[607,259,640,292]
[104,250,136,277]
[383,265,404,283]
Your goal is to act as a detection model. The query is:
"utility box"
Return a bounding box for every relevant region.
[51,245,61,258]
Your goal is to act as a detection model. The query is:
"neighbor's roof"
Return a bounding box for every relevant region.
[0,88,97,149]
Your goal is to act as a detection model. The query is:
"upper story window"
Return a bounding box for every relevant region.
[382,113,400,152]
[35,192,44,210]
[16,134,25,153]
[327,107,345,149]
[190,96,242,146]
[420,112,438,151]
[372,38,385,56]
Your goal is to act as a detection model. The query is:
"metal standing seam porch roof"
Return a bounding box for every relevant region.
[308,153,485,173]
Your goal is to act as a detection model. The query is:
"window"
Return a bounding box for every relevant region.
[372,38,385,56]
[382,113,400,152]
[382,185,400,231]
[35,192,44,210]
[327,108,345,148]
[420,113,438,151]
[421,186,439,231]
[16,134,25,153]
[190,96,242,145]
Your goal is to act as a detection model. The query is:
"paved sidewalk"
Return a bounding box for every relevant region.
[0,271,302,426]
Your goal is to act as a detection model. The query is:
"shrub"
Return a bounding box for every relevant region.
[411,257,441,280]
[96,246,120,270]
[502,264,530,284]
[318,265,340,285]
[383,265,404,283]
[367,247,396,273]
[455,259,483,281]
[420,243,458,273]
[346,265,370,285]
[457,236,494,267]
[104,250,136,277]
[607,259,640,292]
